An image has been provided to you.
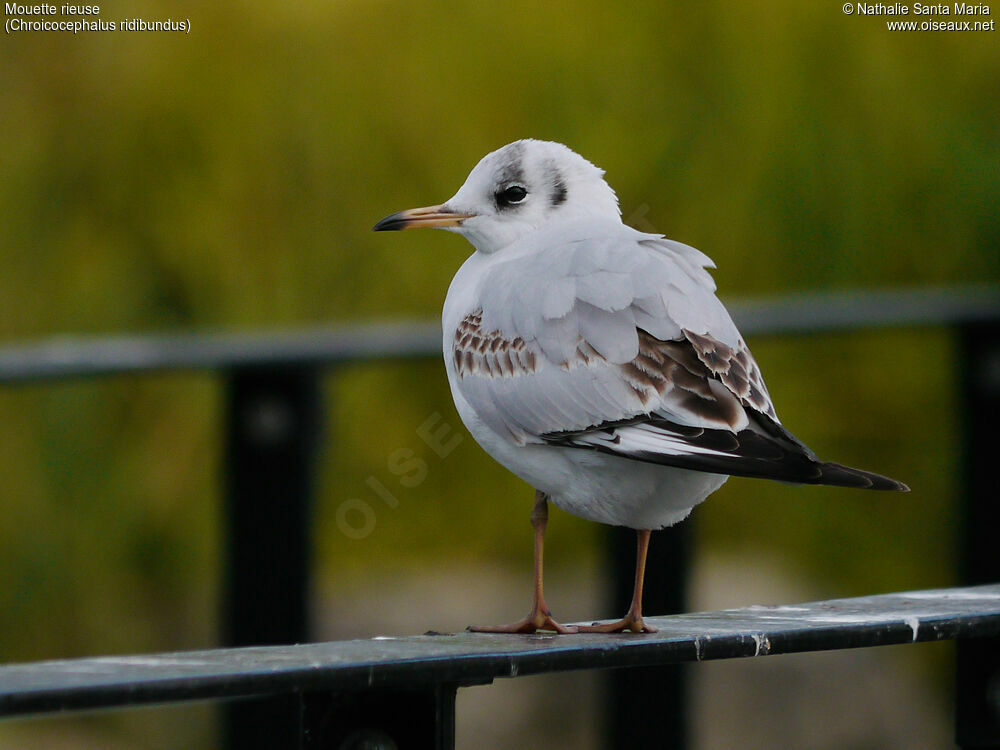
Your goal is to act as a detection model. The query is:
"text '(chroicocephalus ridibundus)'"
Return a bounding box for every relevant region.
[374,139,908,634]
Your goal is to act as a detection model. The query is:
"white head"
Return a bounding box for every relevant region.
[374,139,621,254]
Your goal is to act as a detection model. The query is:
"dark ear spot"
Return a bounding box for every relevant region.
[551,174,567,206]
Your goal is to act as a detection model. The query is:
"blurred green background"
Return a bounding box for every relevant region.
[1,0,997,747]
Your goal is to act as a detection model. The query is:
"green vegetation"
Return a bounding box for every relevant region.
[0,0,996,745]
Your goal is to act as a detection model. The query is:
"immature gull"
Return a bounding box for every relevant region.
[374,139,908,634]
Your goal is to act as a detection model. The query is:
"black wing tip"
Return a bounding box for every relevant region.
[818,462,909,492]
[544,418,910,491]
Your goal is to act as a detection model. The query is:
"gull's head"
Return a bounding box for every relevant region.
[373,139,621,254]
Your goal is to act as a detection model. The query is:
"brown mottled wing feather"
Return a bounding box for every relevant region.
[683,330,777,421]
[622,330,747,430]
[454,310,538,378]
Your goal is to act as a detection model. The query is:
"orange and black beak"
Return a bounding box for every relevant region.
[373,204,473,232]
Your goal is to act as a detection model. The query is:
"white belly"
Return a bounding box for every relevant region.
[453,386,728,530]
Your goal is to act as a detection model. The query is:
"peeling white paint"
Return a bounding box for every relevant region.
[750,633,771,657]
[904,616,920,642]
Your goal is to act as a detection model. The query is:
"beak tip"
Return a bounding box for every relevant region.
[372,213,406,232]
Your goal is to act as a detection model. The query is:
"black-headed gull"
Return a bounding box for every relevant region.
[374,139,907,634]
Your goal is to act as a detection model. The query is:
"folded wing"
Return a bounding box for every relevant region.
[450,221,907,491]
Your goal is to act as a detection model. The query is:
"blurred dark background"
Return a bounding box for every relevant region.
[0,0,997,747]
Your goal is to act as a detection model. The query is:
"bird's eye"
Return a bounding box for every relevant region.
[496,184,527,208]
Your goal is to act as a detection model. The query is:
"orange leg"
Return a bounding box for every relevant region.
[576,529,658,634]
[467,490,577,634]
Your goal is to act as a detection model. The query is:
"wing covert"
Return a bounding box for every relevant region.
[448,221,775,444]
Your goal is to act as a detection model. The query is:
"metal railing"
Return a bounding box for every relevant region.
[3,585,1000,747]
[0,283,997,749]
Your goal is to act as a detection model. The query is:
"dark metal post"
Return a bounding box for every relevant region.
[957,321,1000,749]
[605,524,689,749]
[300,685,457,750]
[222,365,323,749]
